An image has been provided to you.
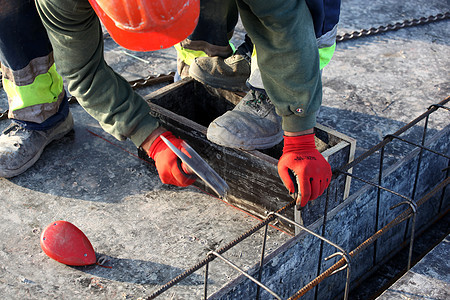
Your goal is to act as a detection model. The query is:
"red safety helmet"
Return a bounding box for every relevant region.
[88,0,200,51]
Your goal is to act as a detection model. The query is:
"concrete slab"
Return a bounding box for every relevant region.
[376,235,450,300]
[0,0,448,299]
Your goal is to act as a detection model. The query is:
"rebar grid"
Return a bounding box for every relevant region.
[145,97,449,300]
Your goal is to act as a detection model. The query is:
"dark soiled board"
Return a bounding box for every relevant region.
[140,78,356,234]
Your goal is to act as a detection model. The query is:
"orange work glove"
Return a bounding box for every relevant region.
[147,131,196,187]
[278,134,332,207]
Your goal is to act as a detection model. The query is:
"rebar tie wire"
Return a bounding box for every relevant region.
[103,14,450,300]
[266,212,352,300]
[205,251,284,300]
[335,97,449,176]
[288,99,449,299]
[145,199,296,299]
[0,12,446,300]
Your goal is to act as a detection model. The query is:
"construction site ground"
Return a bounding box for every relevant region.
[0,0,448,299]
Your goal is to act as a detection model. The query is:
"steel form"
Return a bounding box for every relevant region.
[145,97,449,300]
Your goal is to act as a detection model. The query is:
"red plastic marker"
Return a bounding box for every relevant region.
[40,221,96,266]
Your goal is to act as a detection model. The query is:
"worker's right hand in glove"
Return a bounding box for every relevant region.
[146,130,196,187]
[278,133,332,207]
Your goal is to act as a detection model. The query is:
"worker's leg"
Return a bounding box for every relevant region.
[0,0,73,178]
[207,0,322,150]
[238,0,322,131]
[0,0,69,128]
[35,0,159,148]
[188,0,339,93]
[236,0,322,132]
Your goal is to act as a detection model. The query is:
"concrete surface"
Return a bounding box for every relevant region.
[376,235,450,300]
[0,0,448,299]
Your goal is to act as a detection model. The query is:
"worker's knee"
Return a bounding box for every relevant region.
[35,0,95,28]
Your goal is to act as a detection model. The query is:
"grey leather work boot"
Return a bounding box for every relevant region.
[188,35,253,91]
[176,56,190,80]
[0,112,74,178]
[207,89,283,150]
[189,53,250,92]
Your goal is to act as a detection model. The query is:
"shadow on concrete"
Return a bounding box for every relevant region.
[72,254,205,286]
[2,105,200,203]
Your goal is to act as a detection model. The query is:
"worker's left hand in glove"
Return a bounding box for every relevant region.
[145,130,196,187]
[278,133,332,207]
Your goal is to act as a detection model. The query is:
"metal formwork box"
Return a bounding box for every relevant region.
[141,78,356,234]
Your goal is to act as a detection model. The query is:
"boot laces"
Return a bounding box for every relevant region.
[245,90,271,111]
[2,123,24,136]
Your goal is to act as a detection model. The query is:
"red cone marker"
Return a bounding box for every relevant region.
[40,221,96,266]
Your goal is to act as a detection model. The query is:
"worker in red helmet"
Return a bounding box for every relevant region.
[88,0,200,52]
[35,0,332,206]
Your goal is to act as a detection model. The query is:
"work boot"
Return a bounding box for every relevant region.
[185,35,253,90]
[189,52,250,92]
[176,57,191,80]
[0,112,74,178]
[207,89,283,150]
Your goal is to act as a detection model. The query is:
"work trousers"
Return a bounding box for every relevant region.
[0,0,68,131]
[180,0,239,58]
